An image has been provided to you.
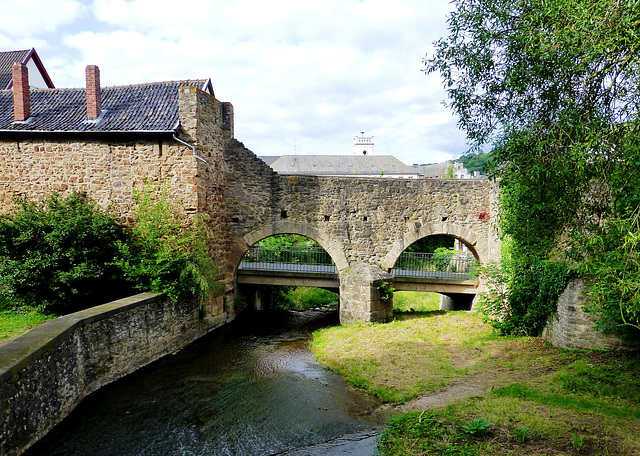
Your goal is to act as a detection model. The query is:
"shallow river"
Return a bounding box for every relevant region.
[25,310,384,456]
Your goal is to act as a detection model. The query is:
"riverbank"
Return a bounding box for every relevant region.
[311,311,640,455]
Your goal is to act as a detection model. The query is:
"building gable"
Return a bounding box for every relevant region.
[0,48,54,90]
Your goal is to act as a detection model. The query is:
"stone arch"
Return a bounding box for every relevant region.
[381,222,486,271]
[230,220,349,273]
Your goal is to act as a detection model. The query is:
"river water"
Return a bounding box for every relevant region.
[25,310,384,456]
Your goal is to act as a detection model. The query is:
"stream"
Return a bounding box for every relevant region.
[24,309,384,456]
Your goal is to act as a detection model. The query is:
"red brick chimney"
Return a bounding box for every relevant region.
[86,65,101,119]
[12,63,30,121]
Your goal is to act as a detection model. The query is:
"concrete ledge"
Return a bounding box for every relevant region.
[392,277,480,294]
[0,293,230,456]
[0,293,159,382]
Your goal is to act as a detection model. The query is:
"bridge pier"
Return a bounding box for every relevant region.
[248,286,265,311]
[339,263,394,324]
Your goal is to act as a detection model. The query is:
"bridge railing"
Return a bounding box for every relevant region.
[239,246,479,279]
[391,252,478,279]
[239,245,337,273]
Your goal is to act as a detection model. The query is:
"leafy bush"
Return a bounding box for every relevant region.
[114,185,219,305]
[577,212,640,337]
[479,257,573,336]
[0,192,132,313]
[0,189,219,315]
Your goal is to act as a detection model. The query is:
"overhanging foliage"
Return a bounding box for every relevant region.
[426,0,640,336]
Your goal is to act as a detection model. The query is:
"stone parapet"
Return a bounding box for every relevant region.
[0,293,231,456]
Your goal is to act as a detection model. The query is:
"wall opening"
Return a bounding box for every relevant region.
[391,234,478,312]
[237,234,339,312]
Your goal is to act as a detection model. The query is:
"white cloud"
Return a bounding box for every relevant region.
[0,0,86,36]
[2,0,470,164]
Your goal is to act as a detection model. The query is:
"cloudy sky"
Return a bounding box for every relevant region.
[0,0,469,165]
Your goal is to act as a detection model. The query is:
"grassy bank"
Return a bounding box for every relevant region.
[0,308,53,342]
[393,291,440,312]
[311,311,640,455]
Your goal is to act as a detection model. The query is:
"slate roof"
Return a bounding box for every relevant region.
[421,161,452,177]
[0,50,30,90]
[259,156,279,166]
[0,80,211,133]
[264,155,418,176]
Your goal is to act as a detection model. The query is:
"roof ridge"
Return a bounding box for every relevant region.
[5,79,207,92]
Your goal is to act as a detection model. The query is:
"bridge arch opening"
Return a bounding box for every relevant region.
[235,231,341,312]
[388,233,480,312]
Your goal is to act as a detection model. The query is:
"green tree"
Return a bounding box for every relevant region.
[457,151,493,175]
[445,163,455,179]
[425,0,640,335]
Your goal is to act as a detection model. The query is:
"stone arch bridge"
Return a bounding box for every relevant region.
[0,81,499,326]
[221,141,500,324]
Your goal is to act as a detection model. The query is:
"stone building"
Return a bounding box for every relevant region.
[0,62,235,318]
[260,135,420,178]
[261,154,419,178]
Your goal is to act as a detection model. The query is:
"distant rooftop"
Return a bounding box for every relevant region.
[261,155,419,177]
[0,48,54,90]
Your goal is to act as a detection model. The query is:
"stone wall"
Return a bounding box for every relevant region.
[225,170,498,267]
[0,136,198,221]
[0,87,236,316]
[220,142,498,323]
[0,293,231,456]
[543,278,638,350]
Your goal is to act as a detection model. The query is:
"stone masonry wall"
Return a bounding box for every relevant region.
[223,163,498,268]
[543,278,638,350]
[220,144,497,323]
[0,136,198,222]
[0,293,230,456]
[0,87,233,317]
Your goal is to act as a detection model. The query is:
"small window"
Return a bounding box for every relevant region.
[281,210,288,219]
[324,215,330,221]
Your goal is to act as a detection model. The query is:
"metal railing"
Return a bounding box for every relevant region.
[391,252,478,279]
[239,245,337,273]
[239,246,478,280]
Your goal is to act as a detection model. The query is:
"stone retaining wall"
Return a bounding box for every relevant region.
[543,279,637,350]
[0,293,230,456]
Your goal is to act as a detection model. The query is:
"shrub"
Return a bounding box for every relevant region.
[478,257,573,336]
[114,185,219,305]
[0,192,132,313]
[0,188,220,315]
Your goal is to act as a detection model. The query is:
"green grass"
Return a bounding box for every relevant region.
[0,308,53,340]
[287,287,339,309]
[311,312,503,403]
[393,291,440,312]
[311,311,640,455]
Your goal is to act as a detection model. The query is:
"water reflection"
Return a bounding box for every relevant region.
[25,310,382,456]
